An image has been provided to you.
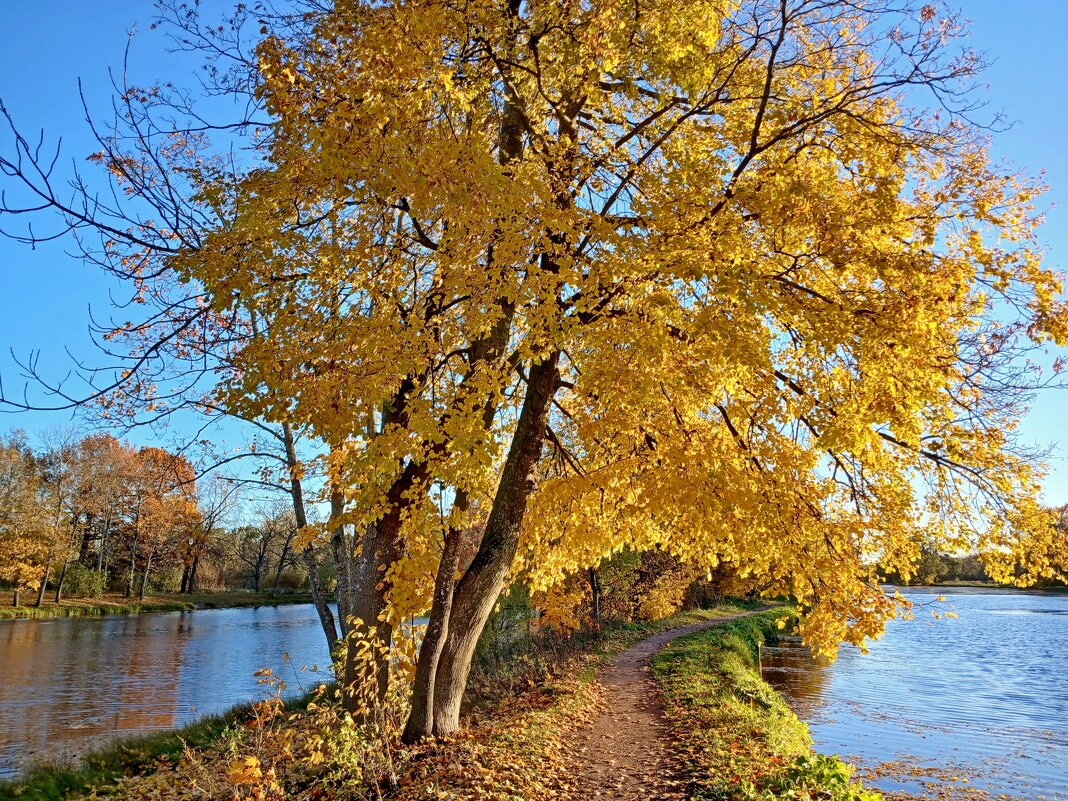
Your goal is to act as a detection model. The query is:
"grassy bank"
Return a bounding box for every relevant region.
[0,688,327,801]
[652,610,881,800]
[0,704,251,801]
[0,591,322,620]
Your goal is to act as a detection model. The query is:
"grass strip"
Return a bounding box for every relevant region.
[651,609,882,801]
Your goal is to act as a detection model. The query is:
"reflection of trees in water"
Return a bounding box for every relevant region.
[759,639,830,716]
[0,615,183,775]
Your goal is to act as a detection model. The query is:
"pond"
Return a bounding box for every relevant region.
[0,604,337,778]
[761,588,1068,801]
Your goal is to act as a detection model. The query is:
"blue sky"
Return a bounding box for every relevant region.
[0,1,1066,501]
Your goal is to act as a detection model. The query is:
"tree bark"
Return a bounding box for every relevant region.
[54,559,70,604]
[139,544,154,601]
[402,491,469,743]
[342,515,406,712]
[283,422,339,651]
[328,484,351,636]
[78,513,94,562]
[589,567,602,632]
[34,557,52,608]
[189,554,199,593]
[13,589,20,607]
[272,539,290,596]
[429,353,559,736]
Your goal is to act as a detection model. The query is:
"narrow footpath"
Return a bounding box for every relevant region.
[563,612,756,800]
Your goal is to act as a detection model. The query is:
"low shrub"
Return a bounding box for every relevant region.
[60,564,107,599]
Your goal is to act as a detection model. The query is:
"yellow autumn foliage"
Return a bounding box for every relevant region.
[68,0,1068,664]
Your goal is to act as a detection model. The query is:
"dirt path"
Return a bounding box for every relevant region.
[563,612,755,800]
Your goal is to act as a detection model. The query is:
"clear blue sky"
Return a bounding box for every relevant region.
[0,2,1066,501]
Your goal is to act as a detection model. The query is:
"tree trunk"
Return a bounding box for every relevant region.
[588,567,602,632]
[273,538,291,596]
[403,492,468,742]
[78,513,95,562]
[139,544,154,602]
[54,558,70,604]
[55,515,81,603]
[180,564,190,594]
[96,509,112,573]
[342,515,406,712]
[302,547,337,647]
[429,353,559,736]
[34,558,53,608]
[283,422,339,651]
[125,535,138,598]
[189,554,199,593]
[328,485,351,637]
[13,589,20,607]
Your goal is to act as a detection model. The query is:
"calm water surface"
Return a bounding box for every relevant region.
[761,588,1068,801]
[0,604,336,777]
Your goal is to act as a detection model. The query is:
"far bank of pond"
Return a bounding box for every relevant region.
[762,588,1068,801]
[0,591,321,620]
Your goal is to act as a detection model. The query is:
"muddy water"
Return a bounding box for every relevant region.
[0,604,337,778]
[761,588,1068,801]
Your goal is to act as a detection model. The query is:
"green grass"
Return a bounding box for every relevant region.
[651,609,883,801]
[0,591,322,620]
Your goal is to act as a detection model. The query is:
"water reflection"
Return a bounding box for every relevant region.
[0,605,336,777]
[760,589,1068,801]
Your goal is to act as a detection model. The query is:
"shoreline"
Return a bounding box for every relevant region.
[0,591,327,621]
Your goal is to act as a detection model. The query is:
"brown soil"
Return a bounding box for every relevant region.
[563,613,753,800]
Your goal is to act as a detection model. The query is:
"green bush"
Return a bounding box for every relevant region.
[61,564,107,599]
[147,566,183,594]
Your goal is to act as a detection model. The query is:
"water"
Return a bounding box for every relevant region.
[761,588,1068,801]
[0,604,336,778]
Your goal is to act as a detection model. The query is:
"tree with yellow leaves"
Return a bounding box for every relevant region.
[0,431,48,606]
[2,0,1066,740]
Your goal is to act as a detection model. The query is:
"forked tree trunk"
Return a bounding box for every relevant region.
[402,492,468,742]
[428,353,559,736]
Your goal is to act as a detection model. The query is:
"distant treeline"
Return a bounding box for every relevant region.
[0,429,328,607]
[881,534,1068,588]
